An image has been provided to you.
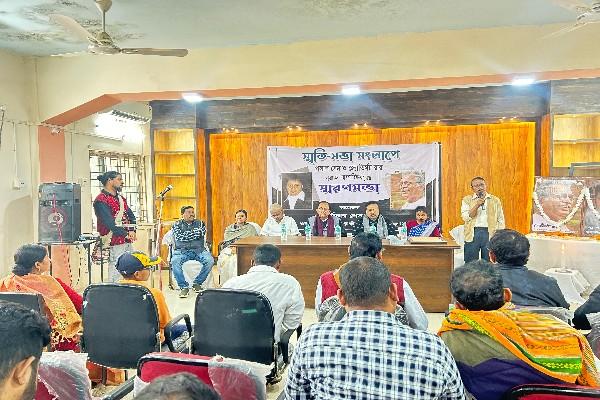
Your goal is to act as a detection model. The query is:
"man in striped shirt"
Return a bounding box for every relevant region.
[284,256,466,400]
[170,206,214,298]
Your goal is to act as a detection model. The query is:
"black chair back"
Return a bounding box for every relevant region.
[193,289,275,365]
[82,284,160,369]
[0,292,45,315]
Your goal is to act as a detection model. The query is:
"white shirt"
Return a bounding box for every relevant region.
[314,277,428,331]
[222,265,305,341]
[461,193,505,228]
[286,191,306,210]
[260,215,300,236]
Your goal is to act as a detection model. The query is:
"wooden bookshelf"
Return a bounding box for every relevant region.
[552,114,600,175]
[152,129,198,222]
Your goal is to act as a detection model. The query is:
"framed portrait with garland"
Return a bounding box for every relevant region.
[531,177,600,237]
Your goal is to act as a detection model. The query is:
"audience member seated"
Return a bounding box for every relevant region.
[214,209,260,288]
[135,372,220,400]
[117,251,184,342]
[353,200,398,238]
[489,229,569,308]
[574,284,600,330]
[171,205,215,298]
[0,244,82,351]
[0,300,51,400]
[406,205,441,237]
[222,244,304,342]
[306,201,342,237]
[260,204,300,236]
[285,257,466,399]
[439,260,600,400]
[315,232,428,330]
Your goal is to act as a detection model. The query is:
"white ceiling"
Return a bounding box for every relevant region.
[0,0,589,56]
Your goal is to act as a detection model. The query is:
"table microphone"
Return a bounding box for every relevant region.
[157,185,173,198]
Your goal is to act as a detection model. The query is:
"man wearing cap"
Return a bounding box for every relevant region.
[116,251,172,341]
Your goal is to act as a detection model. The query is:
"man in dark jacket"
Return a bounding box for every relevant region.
[574,284,600,330]
[488,229,568,308]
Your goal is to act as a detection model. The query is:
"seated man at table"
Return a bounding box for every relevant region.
[353,200,398,238]
[574,283,600,330]
[222,244,304,342]
[488,229,568,308]
[260,203,300,237]
[315,232,428,330]
[307,201,343,237]
[439,261,600,400]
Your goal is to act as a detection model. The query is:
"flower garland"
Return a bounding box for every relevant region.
[532,188,587,227]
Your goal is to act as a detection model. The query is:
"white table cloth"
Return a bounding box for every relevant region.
[526,234,600,289]
[544,268,590,304]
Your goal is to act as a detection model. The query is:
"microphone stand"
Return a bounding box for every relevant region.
[154,193,166,291]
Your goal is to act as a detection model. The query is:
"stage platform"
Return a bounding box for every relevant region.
[234,236,460,312]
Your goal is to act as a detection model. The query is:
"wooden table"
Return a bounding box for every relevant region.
[234,236,459,312]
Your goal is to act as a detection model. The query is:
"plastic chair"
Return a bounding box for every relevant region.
[192,289,301,384]
[0,292,45,314]
[504,383,600,399]
[163,229,212,290]
[136,352,267,400]
[81,283,192,396]
[35,352,94,400]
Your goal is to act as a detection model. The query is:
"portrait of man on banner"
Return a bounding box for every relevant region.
[390,170,426,210]
[531,178,583,234]
[281,173,313,210]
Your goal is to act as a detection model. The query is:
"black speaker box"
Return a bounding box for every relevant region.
[38,183,81,244]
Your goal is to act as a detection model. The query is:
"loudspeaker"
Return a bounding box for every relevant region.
[38,183,81,244]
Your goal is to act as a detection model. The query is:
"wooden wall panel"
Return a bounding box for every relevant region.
[196,84,548,132]
[540,114,552,177]
[208,122,535,252]
[196,129,208,224]
[551,79,600,115]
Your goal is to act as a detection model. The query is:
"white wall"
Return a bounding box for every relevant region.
[0,50,38,276]
[34,22,600,121]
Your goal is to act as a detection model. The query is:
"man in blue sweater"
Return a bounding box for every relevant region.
[170,206,214,298]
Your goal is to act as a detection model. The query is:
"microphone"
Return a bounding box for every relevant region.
[157,185,173,198]
[477,191,486,210]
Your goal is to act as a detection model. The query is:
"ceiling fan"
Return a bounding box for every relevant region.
[545,0,600,37]
[49,0,188,57]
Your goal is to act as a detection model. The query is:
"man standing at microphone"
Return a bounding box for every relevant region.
[460,177,505,262]
[93,171,137,282]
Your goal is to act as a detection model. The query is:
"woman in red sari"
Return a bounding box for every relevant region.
[0,244,82,350]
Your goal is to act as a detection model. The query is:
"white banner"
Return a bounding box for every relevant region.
[267,144,441,228]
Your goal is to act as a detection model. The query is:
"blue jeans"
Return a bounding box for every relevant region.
[171,248,214,289]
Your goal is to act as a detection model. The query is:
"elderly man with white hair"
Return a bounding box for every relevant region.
[260,203,300,236]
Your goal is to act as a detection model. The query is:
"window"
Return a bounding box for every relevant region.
[89,151,147,229]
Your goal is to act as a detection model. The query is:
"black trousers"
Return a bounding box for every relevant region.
[464,227,490,263]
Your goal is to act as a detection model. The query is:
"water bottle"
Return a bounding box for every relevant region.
[399,223,408,244]
[335,225,342,241]
[369,225,377,235]
[304,224,312,241]
[281,223,288,241]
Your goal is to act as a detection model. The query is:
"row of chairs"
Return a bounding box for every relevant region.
[0,285,301,399]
